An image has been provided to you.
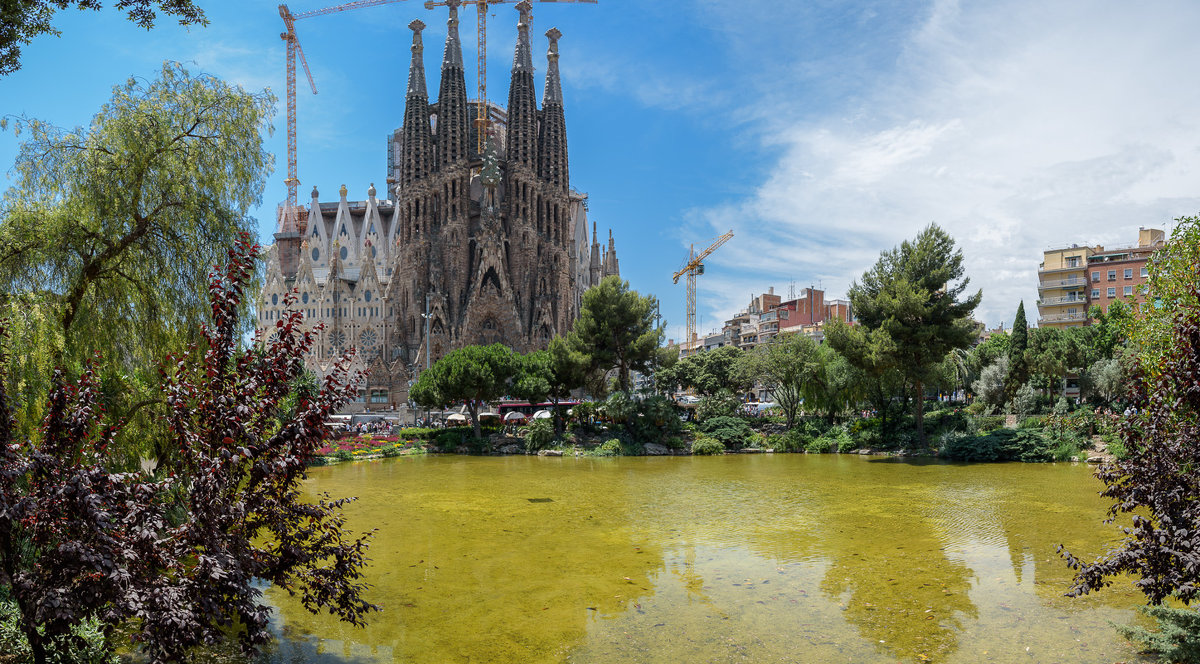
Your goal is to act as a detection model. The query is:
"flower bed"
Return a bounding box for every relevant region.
[317,434,422,456]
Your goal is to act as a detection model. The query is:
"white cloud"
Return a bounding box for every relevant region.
[688,0,1200,329]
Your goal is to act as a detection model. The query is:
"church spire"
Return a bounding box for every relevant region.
[401,19,435,188]
[505,0,538,168]
[538,27,568,190]
[436,1,469,167]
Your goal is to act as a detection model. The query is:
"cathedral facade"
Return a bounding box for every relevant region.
[257,0,620,409]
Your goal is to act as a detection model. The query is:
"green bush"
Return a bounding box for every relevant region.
[1020,416,1045,429]
[595,438,622,457]
[940,427,1059,462]
[525,418,556,452]
[848,417,881,447]
[1117,606,1200,664]
[940,429,1015,462]
[699,416,753,448]
[805,435,833,453]
[397,427,438,441]
[975,415,1006,432]
[663,435,686,450]
[434,428,468,451]
[333,449,354,461]
[0,596,115,663]
[691,436,725,456]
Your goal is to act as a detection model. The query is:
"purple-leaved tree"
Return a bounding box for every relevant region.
[0,233,377,663]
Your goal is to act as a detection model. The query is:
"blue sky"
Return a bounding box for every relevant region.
[4,0,1200,341]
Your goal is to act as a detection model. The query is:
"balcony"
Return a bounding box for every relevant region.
[1038,312,1088,324]
[1038,295,1087,307]
[1038,264,1086,276]
[1038,277,1088,290]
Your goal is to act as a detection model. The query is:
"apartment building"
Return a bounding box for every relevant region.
[1086,227,1164,314]
[1036,227,1165,329]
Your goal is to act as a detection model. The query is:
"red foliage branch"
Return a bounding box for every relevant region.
[1059,280,1200,605]
[0,233,377,664]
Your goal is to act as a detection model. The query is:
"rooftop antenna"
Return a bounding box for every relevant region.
[788,280,796,300]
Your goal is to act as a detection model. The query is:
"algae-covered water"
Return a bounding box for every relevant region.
[261,455,1151,663]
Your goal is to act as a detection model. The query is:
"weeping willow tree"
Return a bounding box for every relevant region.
[0,62,274,463]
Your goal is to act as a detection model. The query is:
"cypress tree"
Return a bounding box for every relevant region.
[1007,301,1029,401]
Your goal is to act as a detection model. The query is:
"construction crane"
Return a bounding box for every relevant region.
[278,0,413,233]
[673,230,734,346]
[423,0,598,153]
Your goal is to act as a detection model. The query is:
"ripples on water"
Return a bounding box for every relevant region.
[260,455,1151,663]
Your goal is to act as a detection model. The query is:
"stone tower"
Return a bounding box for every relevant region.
[258,2,620,410]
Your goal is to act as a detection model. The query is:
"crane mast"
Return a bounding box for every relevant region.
[672,230,734,348]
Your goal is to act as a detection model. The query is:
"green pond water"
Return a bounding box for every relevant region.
[261,455,1152,663]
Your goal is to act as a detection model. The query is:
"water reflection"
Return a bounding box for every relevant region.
[264,455,1150,663]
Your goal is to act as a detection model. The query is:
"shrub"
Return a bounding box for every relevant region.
[805,435,833,453]
[596,439,622,456]
[333,449,354,461]
[940,429,1015,462]
[434,428,467,451]
[1020,416,1045,429]
[663,435,686,450]
[691,436,725,456]
[525,418,556,452]
[975,415,1006,432]
[397,427,438,441]
[0,595,114,664]
[699,416,753,448]
[1116,606,1200,664]
[848,417,880,447]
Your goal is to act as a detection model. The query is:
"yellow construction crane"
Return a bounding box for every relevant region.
[278,0,415,233]
[423,0,597,153]
[673,230,734,346]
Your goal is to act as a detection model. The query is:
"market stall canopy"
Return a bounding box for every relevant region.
[503,412,527,421]
[532,410,552,419]
[446,413,468,422]
[478,412,501,420]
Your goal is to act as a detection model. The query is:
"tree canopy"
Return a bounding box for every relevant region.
[0,62,274,454]
[1060,216,1200,606]
[662,345,749,398]
[0,235,374,664]
[410,343,516,438]
[738,333,821,428]
[572,275,661,393]
[833,224,981,444]
[1,1,207,76]
[512,335,588,435]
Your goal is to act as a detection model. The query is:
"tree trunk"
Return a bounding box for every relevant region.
[552,396,564,437]
[469,402,481,440]
[914,380,926,448]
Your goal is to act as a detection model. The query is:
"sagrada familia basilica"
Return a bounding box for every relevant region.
[257,1,620,409]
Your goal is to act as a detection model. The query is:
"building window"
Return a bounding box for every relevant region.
[1067,257,1079,268]
[1091,289,1099,299]
[370,390,388,404]
[1124,268,1133,279]
[1141,267,1149,278]
[1124,285,1133,297]
[1092,271,1099,282]
[1107,287,1116,298]
[1108,270,1116,281]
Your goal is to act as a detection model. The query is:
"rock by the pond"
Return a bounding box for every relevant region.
[538,449,564,457]
[644,443,670,456]
[1087,455,1105,464]
[741,448,764,454]
[499,444,521,455]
